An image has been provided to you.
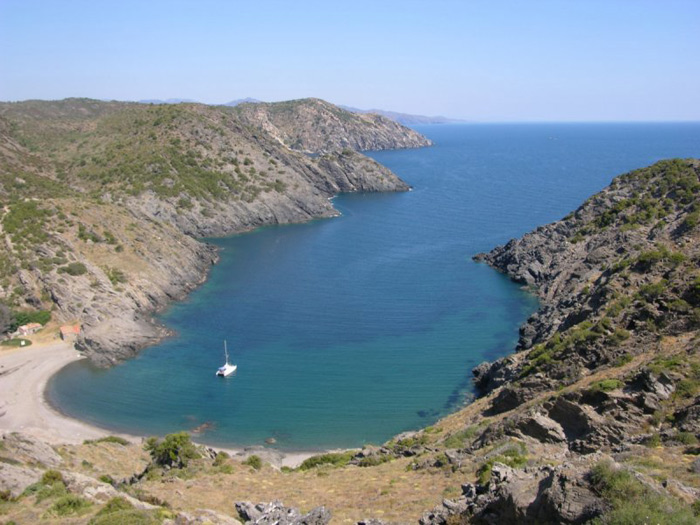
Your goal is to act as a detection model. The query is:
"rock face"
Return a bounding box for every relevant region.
[472,159,700,400]
[441,159,700,523]
[0,98,427,364]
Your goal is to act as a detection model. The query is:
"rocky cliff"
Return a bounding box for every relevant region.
[0,98,425,364]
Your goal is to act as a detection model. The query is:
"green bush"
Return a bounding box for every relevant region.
[638,280,668,302]
[443,426,479,449]
[85,435,129,446]
[13,309,51,327]
[59,262,88,276]
[676,432,698,445]
[298,451,355,471]
[644,434,662,448]
[242,454,263,470]
[89,509,161,525]
[45,494,92,517]
[94,497,133,516]
[144,432,199,468]
[88,508,163,525]
[674,379,699,400]
[98,474,115,485]
[357,455,393,467]
[476,446,528,485]
[589,461,696,524]
[98,435,129,446]
[613,353,633,367]
[103,267,127,285]
[213,451,229,466]
[590,379,624,393]
[41,470,65,486]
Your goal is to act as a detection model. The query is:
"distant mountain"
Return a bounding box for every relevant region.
[137,98,199,104]
[223,97,263,107]
[339,105,465,125]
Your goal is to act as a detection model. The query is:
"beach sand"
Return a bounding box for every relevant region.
[0,338,315,468]
[0,339,107,444]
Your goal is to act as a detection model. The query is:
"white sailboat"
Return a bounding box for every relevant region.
[216,340,237,377]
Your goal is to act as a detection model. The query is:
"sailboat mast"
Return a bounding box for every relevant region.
[224,340,228,362]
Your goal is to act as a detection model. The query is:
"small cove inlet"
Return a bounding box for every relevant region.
[47,123,700,451]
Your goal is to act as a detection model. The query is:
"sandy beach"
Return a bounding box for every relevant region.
[0,338,316,467]
[0,339,110,444]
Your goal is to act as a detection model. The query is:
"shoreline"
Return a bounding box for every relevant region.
[0,338,320,468]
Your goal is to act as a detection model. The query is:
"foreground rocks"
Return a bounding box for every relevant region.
[235,501,331,525]
[420,460,606,524]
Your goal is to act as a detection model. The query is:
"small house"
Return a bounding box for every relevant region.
[60,324,81,341]
[18,322,42,336]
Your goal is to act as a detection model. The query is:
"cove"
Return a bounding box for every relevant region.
[48,123,700,451]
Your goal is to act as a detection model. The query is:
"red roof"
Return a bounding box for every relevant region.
[60,324,81,335]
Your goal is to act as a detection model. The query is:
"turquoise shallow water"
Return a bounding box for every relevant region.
[48,123,700,451]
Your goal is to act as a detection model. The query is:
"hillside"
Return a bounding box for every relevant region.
[0,98,426,364]
[233,98,432,153]
[1,158,698,523]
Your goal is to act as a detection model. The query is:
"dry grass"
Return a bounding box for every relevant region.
[140,456,457,523]
[62,441,149,480]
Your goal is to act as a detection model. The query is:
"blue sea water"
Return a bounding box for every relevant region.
[48,123,700,451]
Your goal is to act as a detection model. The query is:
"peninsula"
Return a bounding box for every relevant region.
[0,97,430,365]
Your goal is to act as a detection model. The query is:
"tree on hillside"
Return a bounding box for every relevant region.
[144,432,200,469]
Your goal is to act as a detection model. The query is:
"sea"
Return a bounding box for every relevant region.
[48,123,700,451]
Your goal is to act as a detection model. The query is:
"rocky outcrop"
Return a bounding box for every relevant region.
[447,159,700,523]
[235,501,331,525]
[473,159,700,396]
[1,432,62,468]
[420,461,605,525]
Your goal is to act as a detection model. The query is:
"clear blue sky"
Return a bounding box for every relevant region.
[1,0,698,121]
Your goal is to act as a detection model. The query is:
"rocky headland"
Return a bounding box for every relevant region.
[0,98,425,365]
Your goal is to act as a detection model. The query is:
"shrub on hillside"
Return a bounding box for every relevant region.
[144,432,199,469]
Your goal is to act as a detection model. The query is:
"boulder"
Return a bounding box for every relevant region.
[515,413,567,444]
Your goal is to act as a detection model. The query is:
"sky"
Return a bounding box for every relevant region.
[1,0,699,121]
